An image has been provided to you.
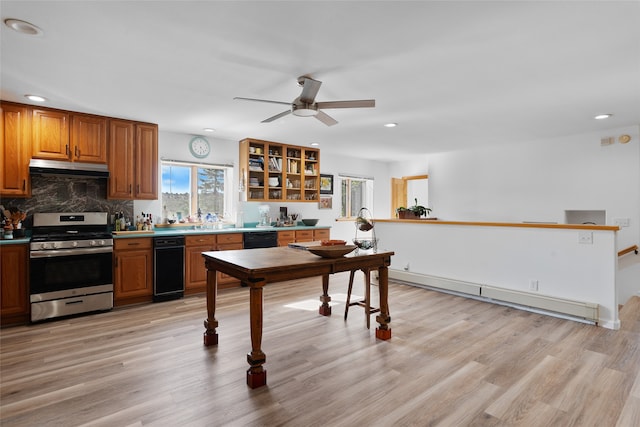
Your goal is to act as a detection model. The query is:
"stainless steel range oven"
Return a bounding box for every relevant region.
[29,212,113,322]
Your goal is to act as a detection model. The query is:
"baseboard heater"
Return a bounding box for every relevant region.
[389,270,599,324]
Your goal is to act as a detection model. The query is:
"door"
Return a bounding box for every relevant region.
[108,119,135,199]
[32,108,70,160]
[72,114,107,163]
[0,103,31,196]
[391,177,406,217]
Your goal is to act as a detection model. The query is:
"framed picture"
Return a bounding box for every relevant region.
[320,174,333,194]
[319,196,332,209]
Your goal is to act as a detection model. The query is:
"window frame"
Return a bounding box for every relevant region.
[339,174,374,219]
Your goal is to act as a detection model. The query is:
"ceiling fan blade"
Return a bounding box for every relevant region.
[315,100,375,109]
[298,77,322,103]
[315,110,338,126]
[234,97,291,106]
[262,110,292,123]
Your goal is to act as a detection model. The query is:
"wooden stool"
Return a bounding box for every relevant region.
[344,268,380,329]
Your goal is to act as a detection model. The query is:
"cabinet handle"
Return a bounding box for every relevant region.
[127,242,140,246]
[129,184,132,194]
[65,144,69,156]
[137,184,140,194]
[75,146,79,158]
[22,180,26,191]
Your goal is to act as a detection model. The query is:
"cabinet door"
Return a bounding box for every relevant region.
[71,114,107,163]
[32,108,70,160]
[0,244,29,323]
[185,235,216,293]
[108,119,135,199]
[0,103,31,197]
[114,248,153,303]
[216,242,243,288]
[134,123,158,200]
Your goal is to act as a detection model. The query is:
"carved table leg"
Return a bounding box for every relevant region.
[375,265,392,340]
[247,280,267,388]
[204,267,219,346]
[319,274,332,316]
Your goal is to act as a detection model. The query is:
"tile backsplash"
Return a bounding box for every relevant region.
[1,175,133,228]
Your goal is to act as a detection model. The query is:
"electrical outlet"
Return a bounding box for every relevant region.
[403,262,410,271]
[529,279,539,291]
[578,231,593,244]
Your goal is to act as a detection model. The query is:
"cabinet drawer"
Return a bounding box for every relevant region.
[313,229,330,240]
[217,233,243,245]
[185,234,216,246]
[295,230,313,242]
[114,237,152,250]
[278,230,295,239]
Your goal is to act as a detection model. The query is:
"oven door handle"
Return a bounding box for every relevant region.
[30,246,113,258]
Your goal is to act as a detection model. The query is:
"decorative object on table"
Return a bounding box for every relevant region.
[396,198,431,219]
[307,245,357,258]
[353,207,377,252]
[301,218,318,226]
[320,174,333,194]
[319,195,332,209]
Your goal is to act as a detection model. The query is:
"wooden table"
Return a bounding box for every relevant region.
[202,245,394,388]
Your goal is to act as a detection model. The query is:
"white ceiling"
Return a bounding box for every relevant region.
[1,1,639,162]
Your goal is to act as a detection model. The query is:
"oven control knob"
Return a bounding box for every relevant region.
[71,241,78,248]
[98,240,105,246]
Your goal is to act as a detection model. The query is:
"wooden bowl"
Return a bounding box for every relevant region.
[307,245,357,258]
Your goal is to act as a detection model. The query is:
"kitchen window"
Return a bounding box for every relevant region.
[161,160,233,221]
[340,175,374,218]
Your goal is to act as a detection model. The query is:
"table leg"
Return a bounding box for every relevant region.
[319,274,332,316]
[203,267,219,346]
[247,281,267,388]
[375,265,392,340]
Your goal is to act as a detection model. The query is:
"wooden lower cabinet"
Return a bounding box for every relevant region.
[216,233,243,289]
[277,230,295,246]
[294,229,314,242]
[0,244,29,325]
[113,238,153,306]
[313,228,330,241]
[185,234,216,294]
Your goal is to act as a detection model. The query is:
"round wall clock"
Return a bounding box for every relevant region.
[189,136,211,158]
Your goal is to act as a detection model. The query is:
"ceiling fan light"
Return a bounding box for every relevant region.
[292,104,318,117]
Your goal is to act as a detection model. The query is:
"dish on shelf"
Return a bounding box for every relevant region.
[307,245,357,258]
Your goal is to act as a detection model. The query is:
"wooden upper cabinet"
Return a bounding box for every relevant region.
[134,123,158,200]
[108,119,157,200]
[108,119,135,199]
[0,102,31,197]
[31,108,70,161]
[32,107,107,164]
[240,138,320,203]
[71,113,107,163]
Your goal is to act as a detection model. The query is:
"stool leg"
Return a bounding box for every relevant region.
[344,270,356,320]
[364,269,371,329]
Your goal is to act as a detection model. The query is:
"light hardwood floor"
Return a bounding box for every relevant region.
[1,273,639,426]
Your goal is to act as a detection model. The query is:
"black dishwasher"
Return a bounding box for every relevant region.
[243,231,278,248]
[153,236,185,301]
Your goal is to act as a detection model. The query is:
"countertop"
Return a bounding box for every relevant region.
[0,225,331,244]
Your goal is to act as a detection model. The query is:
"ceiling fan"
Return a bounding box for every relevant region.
[234,75,375,126]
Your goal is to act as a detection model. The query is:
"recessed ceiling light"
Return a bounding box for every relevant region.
[25,94,46,102]
[203,128,215,132]
[594,114,612,120]
[4,19,43,36]
[384,123,398,128]
[310,142,320,146]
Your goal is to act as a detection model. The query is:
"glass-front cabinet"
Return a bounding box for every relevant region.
[239,138,319,202]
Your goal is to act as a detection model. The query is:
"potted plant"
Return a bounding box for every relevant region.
[396,198,431,219]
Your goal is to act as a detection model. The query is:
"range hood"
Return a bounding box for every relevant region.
[29,159,110,178]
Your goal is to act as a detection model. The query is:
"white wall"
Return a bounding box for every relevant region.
[389,125,640,305]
